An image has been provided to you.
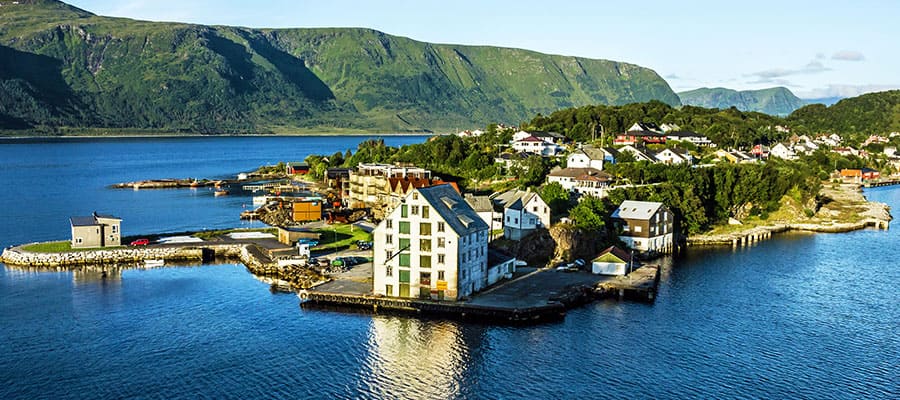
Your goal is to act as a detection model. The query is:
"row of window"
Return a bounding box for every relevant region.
[386,252,447,268]
[386,236,446,250]
[400,204,436,220]
[386,266,445,282]
[386,219,445,234]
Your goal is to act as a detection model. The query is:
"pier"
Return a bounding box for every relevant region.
[299,265,661,324]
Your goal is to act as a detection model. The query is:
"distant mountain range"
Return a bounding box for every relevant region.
[677,87,808,116]
[0,0,680,134]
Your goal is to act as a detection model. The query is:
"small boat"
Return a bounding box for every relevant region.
[144,259,164,267]
[214,189,229,196]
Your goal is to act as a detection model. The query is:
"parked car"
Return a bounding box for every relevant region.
[355,240,372,250]
[297,239,319,247]
[130,238,150,246]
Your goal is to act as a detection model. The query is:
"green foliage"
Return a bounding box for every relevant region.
[788,90,900,136]
[678,87,806,116]
[538,182,570,215]
[569,196,608,232]
[21,240,74,253]
[526,101,785,148]
[0,1,680,134]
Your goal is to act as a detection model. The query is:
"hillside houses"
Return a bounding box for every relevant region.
[511,130,567,156]
[547,167,613,198]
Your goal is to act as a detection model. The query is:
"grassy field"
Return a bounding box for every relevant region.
[193,227,278,240]
[312,224,373,251]
[19,241,107,253]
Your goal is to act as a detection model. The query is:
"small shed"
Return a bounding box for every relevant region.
[277,227,320,246]
[592,246,635,276]
[285,162,310,175]
[292,199,322,222]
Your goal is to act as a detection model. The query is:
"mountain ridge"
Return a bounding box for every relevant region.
[678,86,806,116]
[0,0,680,134]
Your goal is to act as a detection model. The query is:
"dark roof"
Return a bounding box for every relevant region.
[488,248,516,266]
[529,131,566,139]
[593,246,633,263]
[464,194,494,213]
[666,130,703,138]
[549,167,610,179]
[622,130,666,137]
[70,216,98,227]
[417,184,488,236]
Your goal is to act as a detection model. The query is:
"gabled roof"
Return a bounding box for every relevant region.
[529,131,566,140]
[622,130,666,138]
[464,193,494,213]
[491,189,545,211]
[388,176,431,193]
[629,122,661,132]
[516,135,545,143]
[593,246,633,263]
[570,145,607,161]
[549,167,612,180]
[611,200,664,220]
[70,216,99,227]
[417,184,488,235]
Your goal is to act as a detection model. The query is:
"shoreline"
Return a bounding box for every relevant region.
[687,183,893,247]
[0,132,439,140]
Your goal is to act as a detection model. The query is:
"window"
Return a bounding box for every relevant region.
[112,225,118,233]
[461,269,466,280]
[634,226,642,233]
[386,266,393,277]
[532,206,538,212]
[437,237,445,248]
[514,218,519,224]
[437,222,445,232]
[420,223,431,236]
[75,237,83,244]
[399,269,410,283]
[438,254,445,264]
[385,284,393,296]
[386,219,393,229]
[399,221,410,234]
[399,238,410,251]
[411,205,419,215]
[422,206,430,218]
[401,204,408,217]
[438,270,445,280]
[420,255,431,269]
[413,192,419,200]
[420,239,431,252]
[399,254,411,267]
[462,253,467,263]
[386,250,393,260]
[386,234,393,244]
[419,272,431,285]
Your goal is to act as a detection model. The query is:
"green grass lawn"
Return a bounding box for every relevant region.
[193,227,277,240]
[312,224,373,251]
[19,241,106,253]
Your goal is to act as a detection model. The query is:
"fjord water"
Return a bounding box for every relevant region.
[1,138,898,399]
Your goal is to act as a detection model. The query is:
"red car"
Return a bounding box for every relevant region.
[130,238,150,246]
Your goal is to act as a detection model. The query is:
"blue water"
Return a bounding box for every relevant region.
[1,137,898,399]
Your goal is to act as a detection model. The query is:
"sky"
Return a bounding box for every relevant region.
[67,0,899,99]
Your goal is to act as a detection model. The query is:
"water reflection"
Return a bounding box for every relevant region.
[360,317,471,399]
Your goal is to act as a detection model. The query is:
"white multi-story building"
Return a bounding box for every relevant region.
[373,184,489,301]
[567,145,607,170]
[492,189,551,240]
[547,167,613,198]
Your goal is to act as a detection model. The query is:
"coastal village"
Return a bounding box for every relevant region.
[2,121,896,322]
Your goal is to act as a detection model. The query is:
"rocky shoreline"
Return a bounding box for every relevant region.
[688,184,892,246]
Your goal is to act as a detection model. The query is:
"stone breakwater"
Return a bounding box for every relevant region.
[1,243,325,289]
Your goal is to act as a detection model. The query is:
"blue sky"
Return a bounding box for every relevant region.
[68,0,899,99]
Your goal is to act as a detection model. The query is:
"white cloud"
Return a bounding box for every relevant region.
[795,84,899,99]
[831,50,865,61]
[748,60,830,80]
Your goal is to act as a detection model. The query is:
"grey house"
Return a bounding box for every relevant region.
[70,212,121,248]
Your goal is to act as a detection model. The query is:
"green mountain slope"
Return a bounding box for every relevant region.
[678,87,806,116]
[787,90,900,135]
[0,0,680,134]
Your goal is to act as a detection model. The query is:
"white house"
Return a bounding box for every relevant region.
[492,189,551,240]
[618,145,658,163]
[567,145,607,170]
[628,122,662,133]
[373,184,489,301]
[611,200,675,255]
[666,130,714,147]
[547,167,613,198]
[512,134,564,156]
[655,148,693,165]
[770,143,798,160]
[464,193,503,232]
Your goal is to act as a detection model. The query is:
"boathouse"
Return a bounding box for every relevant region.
[591,246,635,276]
[611,200,674,255]
[70,212,121,249]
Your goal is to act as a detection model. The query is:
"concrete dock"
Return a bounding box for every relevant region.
[299,264,661,323]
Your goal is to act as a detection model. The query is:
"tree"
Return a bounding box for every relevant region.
[569,196,607,232]
[538,182,570,215]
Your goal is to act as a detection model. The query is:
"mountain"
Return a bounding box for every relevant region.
[787,90,900,135]
[0,0,680,134]
[801,97,844,107]
[677,87,806,116]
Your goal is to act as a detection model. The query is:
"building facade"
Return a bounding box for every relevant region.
[611,200,674,254]
[492,189,551,240]
[70,213,121,248]
[373,185,489,301]
[346,163,433,219]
